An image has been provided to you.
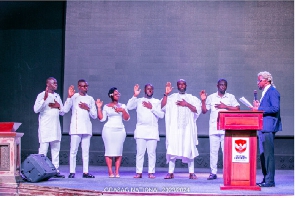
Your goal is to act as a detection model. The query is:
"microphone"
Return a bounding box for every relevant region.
[254,90,257,101]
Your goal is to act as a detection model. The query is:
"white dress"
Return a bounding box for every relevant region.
[100,104,128,156]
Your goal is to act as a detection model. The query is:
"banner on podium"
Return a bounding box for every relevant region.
[232,137,249,163]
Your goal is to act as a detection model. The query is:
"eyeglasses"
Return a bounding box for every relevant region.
[257,79,264,83]
[79,85,89,88]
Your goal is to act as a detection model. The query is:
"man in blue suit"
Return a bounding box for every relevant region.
[252,71,282,187]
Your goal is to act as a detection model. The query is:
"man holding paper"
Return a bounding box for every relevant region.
[200,79,240,180]
[252,71,282,187]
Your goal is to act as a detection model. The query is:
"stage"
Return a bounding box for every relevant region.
[2,165,294,196]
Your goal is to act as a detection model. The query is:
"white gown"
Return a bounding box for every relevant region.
[100,104,128,156]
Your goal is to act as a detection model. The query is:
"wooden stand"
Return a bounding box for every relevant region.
[0,122,23,195]
[218,111,263,191]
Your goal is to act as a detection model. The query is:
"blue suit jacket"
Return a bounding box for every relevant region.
[258,86,282,133]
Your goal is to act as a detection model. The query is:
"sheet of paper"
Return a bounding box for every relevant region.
[239,97,253,108]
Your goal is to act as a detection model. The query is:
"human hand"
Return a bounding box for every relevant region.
[250,106,259,111]
[68,85,75,98]
[165,82,173,95]
[48,99,60,109]
[96,99,103,109]
[44,87,49,100]
[79,102,89,111]
[253,100,260,107]
[176,99,188,107]
[251,100,260,111]
[214,101,227,109]
[114,106,125,113]
[142,101,152,109]
[134,84,141,97]
[200,90,207,101]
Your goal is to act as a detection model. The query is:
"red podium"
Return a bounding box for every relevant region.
[0,122,23,195]
[218,110,263,191]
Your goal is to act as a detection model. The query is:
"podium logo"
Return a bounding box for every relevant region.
[234,139,247,154]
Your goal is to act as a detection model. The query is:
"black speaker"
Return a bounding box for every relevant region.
[21,154,57,182]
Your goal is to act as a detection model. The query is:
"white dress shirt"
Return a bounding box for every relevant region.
[260,84,271,102]
[205,92,240,135]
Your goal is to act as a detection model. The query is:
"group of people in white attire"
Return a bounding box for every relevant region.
[34,77,240,180]
[34,78,98,178]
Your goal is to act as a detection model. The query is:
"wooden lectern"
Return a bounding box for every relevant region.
[0,122,23,195]
[218,110,263,191]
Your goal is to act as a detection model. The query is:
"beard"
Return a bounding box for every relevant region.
[146,93,153,98]
[178,88,186,94]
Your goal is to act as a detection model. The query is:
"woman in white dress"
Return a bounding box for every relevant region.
[96,87,130,178]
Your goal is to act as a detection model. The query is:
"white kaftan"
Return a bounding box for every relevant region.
[126,96,164,141]
[34,91,64,143]
[63,93,97,173]
[63,93,97,135]
[127,96,164,173]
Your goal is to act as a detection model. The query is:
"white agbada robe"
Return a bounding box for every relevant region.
[34,91,64,143]
[162,93,201,163]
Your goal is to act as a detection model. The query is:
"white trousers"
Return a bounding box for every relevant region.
[209,134,224,174]
[69,134,91,173]
[168,159,194,173]
[135,139,157,173]
[39,140,60,171]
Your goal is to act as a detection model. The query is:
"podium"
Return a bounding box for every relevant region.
[0,122,23,195]
[218,110,263,191]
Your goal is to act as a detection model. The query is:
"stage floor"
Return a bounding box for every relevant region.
[18,165,294,196]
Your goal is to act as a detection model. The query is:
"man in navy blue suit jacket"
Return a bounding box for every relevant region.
[252,71,282,187]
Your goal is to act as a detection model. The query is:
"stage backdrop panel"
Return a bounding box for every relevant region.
[0,1,65,151]
[63,1,293,136]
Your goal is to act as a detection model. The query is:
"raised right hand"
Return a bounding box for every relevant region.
[44,86,49,100]
[133,84,141,97]
[200,90,207,101]
[165,82,173,95]
[96,99,103,109]
[68,85,75,98]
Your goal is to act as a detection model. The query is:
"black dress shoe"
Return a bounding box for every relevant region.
[207,173,217,180]
[54,172,65,178]
[256,178,265,185]
[164,173,174,179]
[68,173,75,178]
[133,173,142,178]
[258,182,275,187]
[83,173,95,178]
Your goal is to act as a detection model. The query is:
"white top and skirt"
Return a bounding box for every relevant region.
[100,104,129,156]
